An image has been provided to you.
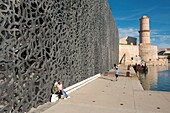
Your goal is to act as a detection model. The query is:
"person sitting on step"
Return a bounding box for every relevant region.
[57,81,70,100]
[52,81,62,98]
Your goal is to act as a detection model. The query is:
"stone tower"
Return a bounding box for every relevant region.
[139,16,150,44]
[139,16,158,62]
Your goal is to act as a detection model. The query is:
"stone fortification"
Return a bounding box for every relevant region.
[139,16,158,62]
[139,16,150,44]
[0,0,119,112]
[119,16,168,66]
[119,36,137,45]
[139,44,158,61]
[119,45,139,64]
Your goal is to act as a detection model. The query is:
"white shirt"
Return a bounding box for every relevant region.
[57,84,62,90]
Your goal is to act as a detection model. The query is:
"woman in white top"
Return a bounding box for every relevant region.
[58,81,70,99]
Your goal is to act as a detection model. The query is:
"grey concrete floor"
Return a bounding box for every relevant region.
[29,65,170,113]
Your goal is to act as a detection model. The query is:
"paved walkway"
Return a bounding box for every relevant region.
[29,65,170,113]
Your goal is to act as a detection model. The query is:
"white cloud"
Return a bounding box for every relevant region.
[159,35,170,41]
[150,38,156,42]
[151,30,159,35]
[151,30,170,45]
[119,27,139,38]
[152,34,170,41]
[158,43,170,48]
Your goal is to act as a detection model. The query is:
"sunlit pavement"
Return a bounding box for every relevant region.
[29,65,170,113]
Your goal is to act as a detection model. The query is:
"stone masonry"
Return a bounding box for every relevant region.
[119,16,166,65]
[139,16,158,61]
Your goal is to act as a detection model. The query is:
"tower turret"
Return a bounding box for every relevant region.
[139,16,150,44]
[139,16,158,62]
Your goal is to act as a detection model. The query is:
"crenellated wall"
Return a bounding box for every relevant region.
[0,0,119,112]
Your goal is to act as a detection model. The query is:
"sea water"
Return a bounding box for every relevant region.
[139,64,170,92]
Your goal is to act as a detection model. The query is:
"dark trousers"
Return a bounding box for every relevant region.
[56,90,62,98]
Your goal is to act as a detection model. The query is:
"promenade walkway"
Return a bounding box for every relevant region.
[29,65,170,113]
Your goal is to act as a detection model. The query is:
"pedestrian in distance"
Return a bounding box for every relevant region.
[114,64,116,69]
[115,68,119,81]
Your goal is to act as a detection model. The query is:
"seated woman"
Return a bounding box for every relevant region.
[52,81,62,98]
[57,81,70,100]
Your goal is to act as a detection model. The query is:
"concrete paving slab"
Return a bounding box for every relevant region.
[134,91,170,113]
[28,65,170,113]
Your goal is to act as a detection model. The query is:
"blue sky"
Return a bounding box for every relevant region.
[108,0,170,48]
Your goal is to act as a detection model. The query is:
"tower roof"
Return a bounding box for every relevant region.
[141,15,149,19]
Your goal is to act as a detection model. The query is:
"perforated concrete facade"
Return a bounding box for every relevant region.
[0,0,119,112]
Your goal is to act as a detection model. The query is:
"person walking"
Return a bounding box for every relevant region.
[115,68,119,81]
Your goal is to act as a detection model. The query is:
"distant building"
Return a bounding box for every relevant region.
[158,48,170,62]
[119,16,168,66]
[119,36,137,45]
[119,36,139,64]
[164,48,170,55]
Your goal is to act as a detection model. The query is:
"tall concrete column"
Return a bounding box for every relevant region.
[139,16,150,45]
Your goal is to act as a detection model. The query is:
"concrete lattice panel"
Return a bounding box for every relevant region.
[0,0,119,112]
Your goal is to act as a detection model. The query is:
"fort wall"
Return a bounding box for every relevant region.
[119,45,139,63]
[139,45,158,61]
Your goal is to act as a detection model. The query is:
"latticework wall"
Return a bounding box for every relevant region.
[0,0,119,112]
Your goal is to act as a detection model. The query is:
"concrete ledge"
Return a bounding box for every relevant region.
[65,73,101,94]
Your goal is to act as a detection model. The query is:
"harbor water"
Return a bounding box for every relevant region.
[139,64,170,92]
